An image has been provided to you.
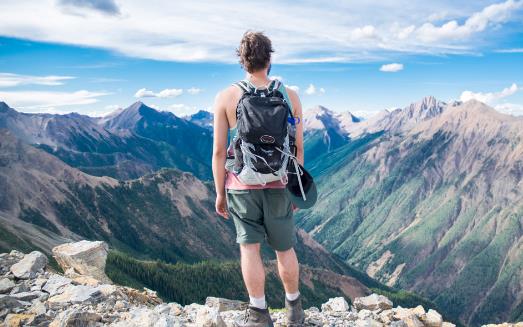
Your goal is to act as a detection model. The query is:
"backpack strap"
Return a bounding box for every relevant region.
[233,80,255,94]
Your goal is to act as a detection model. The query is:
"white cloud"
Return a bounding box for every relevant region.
[134,87,183,98]
[305,84,325,95]
[270,76,284,81]
[0,73,75,87]
[495,48,523,53]
[134,88,155,97]
[0,1,521,63]
[187,87,202,95]
[416,0,523,42]
[380,63,404,72]
[0,89,109,109]
[287,85,299,93]
[350,25,377,41]
[58,0,120,16]
[494,103,523,115]
[460,83,519,103]
[157,88,183,98]
[104,104,120,111]
[167,103,199,116]
[305,84,316,95]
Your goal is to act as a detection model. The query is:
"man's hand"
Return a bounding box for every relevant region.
[215,193,229,219]
[292,204,299,212]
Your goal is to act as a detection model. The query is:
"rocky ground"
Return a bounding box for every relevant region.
[1,241,522,327]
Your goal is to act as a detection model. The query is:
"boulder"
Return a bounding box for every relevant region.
[321,297,350,312]
[195,305,226,327]
[403,314,425,327]
[42,274,72,296]
[205,297,247,312]
[47,284,101,306]
[3,313,35,327]
[0,278,16,294]
[110,306,177,327]
[353,293,393,311]
[391,321,408,327]
[9,251,48,279]
[49,308,102,327]
[52,240,111,284]
[355,318,383,327]
[422,309,443,327]
[0,295,27,311]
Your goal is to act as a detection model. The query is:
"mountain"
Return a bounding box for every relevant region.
[0,129,234,262]
[185,110,214,130]
[302,105,360,164]
[0,128,440,317]
[0,128,356,270]
[297,97,523,326]
[0,101,213,180]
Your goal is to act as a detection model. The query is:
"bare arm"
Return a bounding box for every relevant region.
[287,88,304,165]
[212,91,230,218]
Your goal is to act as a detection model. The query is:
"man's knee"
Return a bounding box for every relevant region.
[275,246,296,259]
[240,242,261,255]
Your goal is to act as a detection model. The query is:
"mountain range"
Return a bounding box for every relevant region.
[297,96,523,326]
[0,101,213,180]
[1,96,522,326]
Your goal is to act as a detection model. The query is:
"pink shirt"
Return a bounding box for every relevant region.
[225,171,286,190]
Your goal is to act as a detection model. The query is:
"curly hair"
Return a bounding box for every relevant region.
[236,31,273,73]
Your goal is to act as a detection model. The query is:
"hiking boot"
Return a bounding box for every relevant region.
[285,295,305,326]
[234,306,274,327]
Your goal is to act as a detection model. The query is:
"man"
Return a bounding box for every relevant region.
[212,31,305,327]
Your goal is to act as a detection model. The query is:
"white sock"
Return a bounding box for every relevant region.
[286,291,300,301]
[249,295,266,309]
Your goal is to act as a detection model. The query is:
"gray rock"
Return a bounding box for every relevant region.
[195,305,225,327]
[10,251,48,279]
[353,293,393,311]
[10,282,30,294]
[391,321,408,327]
[321,297,350,312]
[11,291,45,301]
[0,294,29,310]
[110,307,160,327]
[423,309,443,327]
[51,308,102,327]
[29,300,47,316]
[0,278,15,294]
[48,284,102,306]
[205,296,247,312]
[52,240,112,284]
[42,274,72,296]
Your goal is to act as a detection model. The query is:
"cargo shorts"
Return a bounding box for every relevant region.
[226,188,296,251]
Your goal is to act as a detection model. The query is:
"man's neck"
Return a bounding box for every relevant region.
[246,70,270,88]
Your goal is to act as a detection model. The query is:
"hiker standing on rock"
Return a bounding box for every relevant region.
[212,31,315,327]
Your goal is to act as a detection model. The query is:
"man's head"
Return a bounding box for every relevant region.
[236,31,273,73]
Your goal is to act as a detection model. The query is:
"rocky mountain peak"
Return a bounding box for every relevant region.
[0,101,14,114]
[402,96,446,120]
[185,110,214,130]
[304,105,361,134]
[0,240,478,327]
[103,101,161,131]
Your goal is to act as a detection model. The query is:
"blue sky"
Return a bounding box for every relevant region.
[0,0,522,117]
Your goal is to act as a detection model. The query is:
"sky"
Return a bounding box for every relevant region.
[0,0,522,117]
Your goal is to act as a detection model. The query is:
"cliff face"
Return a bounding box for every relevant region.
[0,241,478,327]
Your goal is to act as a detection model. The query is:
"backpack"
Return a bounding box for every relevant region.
[226,79,297,185]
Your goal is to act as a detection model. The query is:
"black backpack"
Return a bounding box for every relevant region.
[229,79,296,185]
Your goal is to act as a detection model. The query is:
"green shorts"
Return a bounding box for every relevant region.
[226,188,296,251]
